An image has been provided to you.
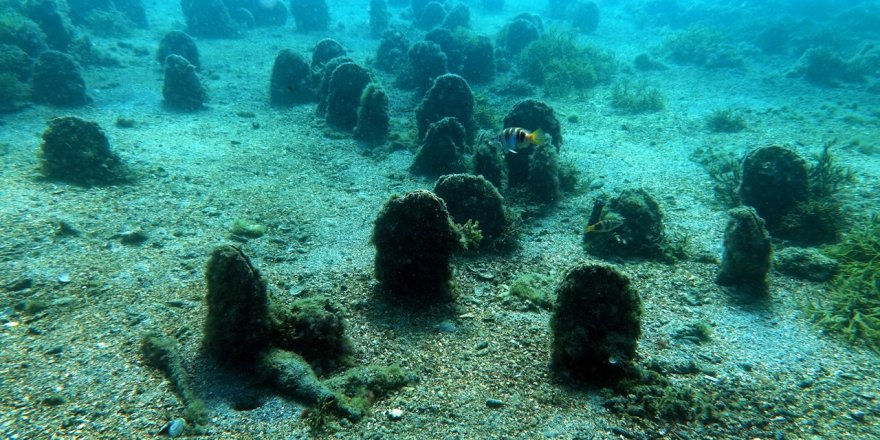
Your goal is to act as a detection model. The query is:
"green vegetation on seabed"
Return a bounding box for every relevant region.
[806,213,880,352]
[706,108,746,133]
[610,81,664,113]
[520,30,615,97]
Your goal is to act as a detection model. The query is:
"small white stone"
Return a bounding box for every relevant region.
[386,408,403,421]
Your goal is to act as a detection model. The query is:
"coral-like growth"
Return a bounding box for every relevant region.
[501,99,563,190]
[372,190,460,301]
[806,213,880,352]
[406,40,448,90]
[311,38,347,75]
[163,54,206,110]
[203,245,271,369]
[353,83,390,146]
[325,62,372,131]
[39,116,129,185]
[411,117,468,176]
[501,14,541,55]
[568,0,599,34]
[472,140,505,190]
[22,0,74,51]
[270,296,355,374]
[415,73,475,144]
[157,30,200,69]
[716,206,772,296]
[416,1,445,30]
[180,0,239,38]
[789,46,864,87]
[290,0,329,31]
[461,34,494,84]
[520,30,615,97]
[502,99,562,149]
[376,30,409,73]
[315,55,353,114]
[583,189,667,259]
[269,48,314,106]
[434,173,509,248]
[738,145,809,231]
[369,0,389,37]
[441,3,469,30]
[610,81,664,113]
[32,50,89,106]
[551,263,642,384]
[0,10,49,57]
[527,143,561,205]
[0,72,28,113]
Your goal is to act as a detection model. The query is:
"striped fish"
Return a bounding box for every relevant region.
[493,127,547,153]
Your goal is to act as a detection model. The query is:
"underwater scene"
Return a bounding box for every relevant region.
[2,0,880,438]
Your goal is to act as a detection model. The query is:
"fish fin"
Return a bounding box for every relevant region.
[531,129,547,145]
[508,149,517,154]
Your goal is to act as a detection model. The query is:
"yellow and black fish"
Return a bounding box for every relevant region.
[584,218,624,234]
[492,127,546,153]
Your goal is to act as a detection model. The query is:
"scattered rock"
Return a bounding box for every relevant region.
[774,247,838,282]
[486,398,504,408]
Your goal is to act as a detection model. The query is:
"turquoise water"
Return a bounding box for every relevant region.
[1,0,879,438]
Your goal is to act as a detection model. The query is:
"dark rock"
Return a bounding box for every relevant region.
[416,73,475,144]
[774,247,837,282]
[376,30,409,73]
[372,190,460,301]
[325,62,372,130]
[180,0,239,38]
[354,83,390,145]
[739,145,809,231]
[162,54,206,110]
[290,0,329,31]
[717,206,772,296]
[31,50,89,106]
[551,263,641,384]
[434,174,508,245]
[203,245,271,368]
[269,49,314,106]
[39,116,129,185]
[157,31,200,68]
[411,117,468,176]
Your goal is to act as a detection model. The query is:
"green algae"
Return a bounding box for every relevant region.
[807,212,880,352]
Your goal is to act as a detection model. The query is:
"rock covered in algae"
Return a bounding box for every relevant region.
[550,263,641,384]
[716,206,772,296]
[372,190,460,301]
[203,245,271,368]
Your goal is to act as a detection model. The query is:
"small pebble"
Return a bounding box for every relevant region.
[5,278,33,291]
[116,229,149,245]
[386,408,403,421]
[159,418,186,437]
[437,320,456,333]
[57,273,70,284]
[486,399,503,408]
[849,410,865,422]
[474,341,489,350]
